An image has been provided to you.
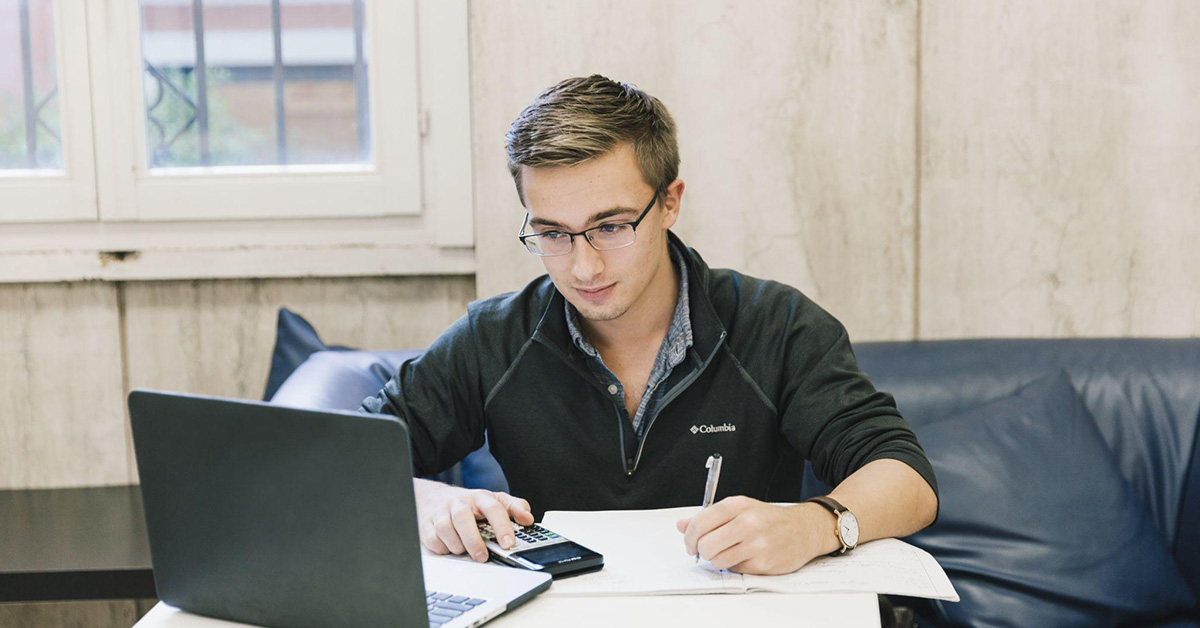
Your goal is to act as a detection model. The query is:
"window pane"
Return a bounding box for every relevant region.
[139,0,371,169]
[0,0,64,172]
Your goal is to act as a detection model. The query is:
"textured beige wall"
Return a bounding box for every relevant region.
[122,276,474,482]
[919,1,1200,338]
[0,283,129,490]
[122,276,475,401]
[471,0,919,343]
[0,276,473,490]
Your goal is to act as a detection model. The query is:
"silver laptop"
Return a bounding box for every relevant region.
[129,389,551,628]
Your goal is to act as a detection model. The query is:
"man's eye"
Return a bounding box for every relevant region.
[541,231,567,240]
[596,224,621,234]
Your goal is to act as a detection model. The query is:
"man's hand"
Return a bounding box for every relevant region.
[413,478,534,563]
[676,496,838,575]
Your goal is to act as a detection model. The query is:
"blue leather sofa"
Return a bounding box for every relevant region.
[267,321,1200,626]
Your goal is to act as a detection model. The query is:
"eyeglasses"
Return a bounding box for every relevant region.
[517,190,661,257]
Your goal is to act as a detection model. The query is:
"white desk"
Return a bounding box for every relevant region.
[136,592,881,627]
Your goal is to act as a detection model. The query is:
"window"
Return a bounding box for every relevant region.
[139,0,372,169]
[102,0,420,222]
[0,0,472,282]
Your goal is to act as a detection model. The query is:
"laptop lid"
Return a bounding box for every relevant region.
[128,390,548,628]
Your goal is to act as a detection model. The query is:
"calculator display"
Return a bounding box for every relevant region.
[514,541,598,567]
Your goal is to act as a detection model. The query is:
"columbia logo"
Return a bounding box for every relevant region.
[690,423,737,434]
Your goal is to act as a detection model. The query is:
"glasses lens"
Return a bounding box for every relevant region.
[527,233,573,256]
[588,224,635,250]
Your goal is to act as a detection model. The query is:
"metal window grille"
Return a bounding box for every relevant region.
[142,0,370,168]
[4,0,61,170]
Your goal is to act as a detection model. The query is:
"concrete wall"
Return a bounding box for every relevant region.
[0,277,474,490]
[471,0,1200,342]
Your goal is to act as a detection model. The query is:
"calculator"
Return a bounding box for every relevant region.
[477,521,604,578]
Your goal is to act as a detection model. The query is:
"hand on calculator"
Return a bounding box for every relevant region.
[413,478,534,563]
[478,522,561,551]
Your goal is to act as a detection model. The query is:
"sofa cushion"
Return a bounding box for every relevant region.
[906,370,1195,626]
[263,308,351,401]
[262,309,509,493]
[853,338,1200,589]
[270,349,417,410]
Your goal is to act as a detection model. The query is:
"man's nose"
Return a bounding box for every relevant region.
[571,237,604,282]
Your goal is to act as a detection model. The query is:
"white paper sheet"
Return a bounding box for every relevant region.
[541,506,958,602]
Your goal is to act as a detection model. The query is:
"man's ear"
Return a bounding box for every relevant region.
[661,179,685,230]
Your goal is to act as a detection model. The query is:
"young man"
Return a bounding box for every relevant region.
[363,75,938,575]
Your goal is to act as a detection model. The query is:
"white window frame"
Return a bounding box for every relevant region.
[0,0,474,282]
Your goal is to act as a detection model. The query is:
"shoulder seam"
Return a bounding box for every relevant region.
[483,336,537,411]
[721,344,778,416]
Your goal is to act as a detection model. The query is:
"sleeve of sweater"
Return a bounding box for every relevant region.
[776,303,939,504]
[359,312,486,477]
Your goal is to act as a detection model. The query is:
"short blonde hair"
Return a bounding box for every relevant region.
[505,75,679,203]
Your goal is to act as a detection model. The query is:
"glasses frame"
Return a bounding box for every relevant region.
[517,189,662,257]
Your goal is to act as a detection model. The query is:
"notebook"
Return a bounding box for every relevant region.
[541,506,958,601]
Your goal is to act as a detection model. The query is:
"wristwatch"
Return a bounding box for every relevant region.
[805,496,860,554]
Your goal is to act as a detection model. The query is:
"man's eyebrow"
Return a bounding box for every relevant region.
[528,207,639,229]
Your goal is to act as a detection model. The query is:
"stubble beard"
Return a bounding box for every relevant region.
[572,296,630,323]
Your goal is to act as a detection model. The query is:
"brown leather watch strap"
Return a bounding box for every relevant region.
[806,495,848,516]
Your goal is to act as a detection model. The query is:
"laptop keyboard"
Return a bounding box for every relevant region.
[426,590,488,627]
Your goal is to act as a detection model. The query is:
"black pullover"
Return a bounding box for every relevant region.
[363,232,938,519]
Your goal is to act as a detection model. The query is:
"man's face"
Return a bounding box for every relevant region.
[521,143,679,324]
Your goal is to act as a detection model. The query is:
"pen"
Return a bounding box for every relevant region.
[696,453,722,563]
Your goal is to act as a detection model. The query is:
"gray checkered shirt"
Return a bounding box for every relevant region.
[565,244,694,439]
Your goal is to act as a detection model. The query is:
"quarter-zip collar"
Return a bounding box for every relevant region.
[531,231,732,476]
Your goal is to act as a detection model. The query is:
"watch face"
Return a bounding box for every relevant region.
[839,512,860,548]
